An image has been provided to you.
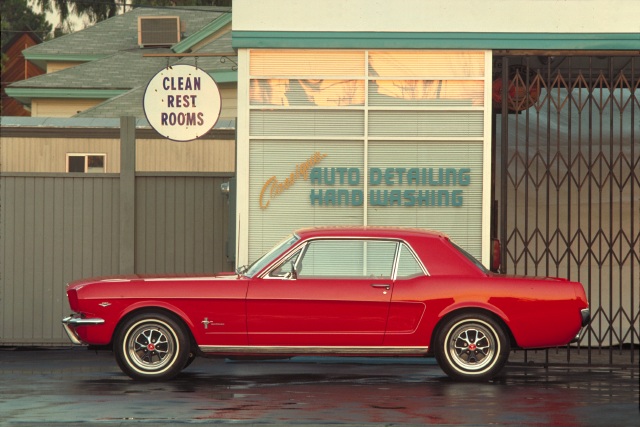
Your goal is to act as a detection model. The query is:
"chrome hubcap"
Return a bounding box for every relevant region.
[448,323,495,371]
[127,323,175,371]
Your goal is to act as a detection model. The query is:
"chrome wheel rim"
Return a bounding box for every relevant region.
[447,321,496,372]
[126,321,176,372]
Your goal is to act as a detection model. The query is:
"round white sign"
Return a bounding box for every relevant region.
[143,64,221,142]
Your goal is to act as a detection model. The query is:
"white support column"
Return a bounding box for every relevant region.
[481,50,493,267]
[235,49,251,267]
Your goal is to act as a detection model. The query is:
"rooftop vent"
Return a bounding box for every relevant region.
[138,16,181,47]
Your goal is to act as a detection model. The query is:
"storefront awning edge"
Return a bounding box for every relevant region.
[232,31,640,51]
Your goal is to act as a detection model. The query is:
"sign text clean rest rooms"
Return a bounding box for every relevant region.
[143,65,221,142]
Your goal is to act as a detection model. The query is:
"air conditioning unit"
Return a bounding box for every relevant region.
[138,16,181,47]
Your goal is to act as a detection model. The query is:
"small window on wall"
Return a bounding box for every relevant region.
[67,154,106,173]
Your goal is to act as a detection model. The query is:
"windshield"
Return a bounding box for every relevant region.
[450,240,489,274]
[242,234,300,278]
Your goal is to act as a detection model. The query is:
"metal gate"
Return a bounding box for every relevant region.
[494,54,639,366]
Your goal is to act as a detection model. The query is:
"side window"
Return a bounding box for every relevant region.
[297,239,397,279]
[268,249,302,278]
[396,243,425,279]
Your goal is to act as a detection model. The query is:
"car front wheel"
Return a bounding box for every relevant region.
[114,312,190,381]
[434,313,510,381]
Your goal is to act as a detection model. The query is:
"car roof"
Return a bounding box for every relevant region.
[294,226,449,241]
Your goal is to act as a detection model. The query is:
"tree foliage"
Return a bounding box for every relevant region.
[1,0,53,49]
[36,0,232,26]
[34,0,117,24]
[1,0,53,77]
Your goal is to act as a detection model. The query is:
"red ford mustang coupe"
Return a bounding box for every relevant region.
[63,227,590,381]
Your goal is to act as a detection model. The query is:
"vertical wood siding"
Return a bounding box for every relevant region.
[135,176,233,274]
[1,174,232,345]
[1,176,120,345]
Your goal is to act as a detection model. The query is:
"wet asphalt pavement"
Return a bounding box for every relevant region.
[0,347,638,426]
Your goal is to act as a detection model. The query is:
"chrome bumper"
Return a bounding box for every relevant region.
[571,308,591,343]
[62,315,105,345]
[580,308,591,327]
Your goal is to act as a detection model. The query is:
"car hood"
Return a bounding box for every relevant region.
[66,272,239,290]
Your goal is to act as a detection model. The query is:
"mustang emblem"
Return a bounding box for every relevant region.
[201,318,224,329]
[98,302,111,307]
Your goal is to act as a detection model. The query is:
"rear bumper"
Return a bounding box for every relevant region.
[62,315,105,345]
[581,308,591,326]
[571,308,591,343]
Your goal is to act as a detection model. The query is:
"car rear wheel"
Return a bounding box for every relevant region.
[434,313,510,381]
[114,312,190,381]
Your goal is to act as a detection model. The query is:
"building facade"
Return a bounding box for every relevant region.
[232,0,639,360]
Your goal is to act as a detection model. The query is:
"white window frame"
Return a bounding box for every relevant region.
[238,48,492,267]
[66,153,107,173]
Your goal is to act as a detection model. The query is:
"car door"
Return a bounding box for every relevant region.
[384,242,431,346]
[246,239,397,347]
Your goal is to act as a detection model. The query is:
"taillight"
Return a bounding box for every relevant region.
[490,238,501,273]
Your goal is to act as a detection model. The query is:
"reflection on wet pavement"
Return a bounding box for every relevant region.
[0,348,637,426]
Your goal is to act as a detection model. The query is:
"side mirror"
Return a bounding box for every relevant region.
[490,238,501,273]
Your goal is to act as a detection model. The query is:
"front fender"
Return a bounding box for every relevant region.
[118,301,197,332]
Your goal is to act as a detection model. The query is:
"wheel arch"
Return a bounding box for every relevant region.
[430,307,518,353]
[113,306,198,352]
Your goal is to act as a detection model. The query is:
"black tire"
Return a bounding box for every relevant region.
[114,312,190,381]
[434,313,510,381]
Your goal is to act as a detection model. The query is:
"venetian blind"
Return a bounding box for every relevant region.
[367,141,483,259]
[250,50,365,77]
[368,111,484,138]
[247,49,489,263]
[250,110,364,137]
[249,140,364,261]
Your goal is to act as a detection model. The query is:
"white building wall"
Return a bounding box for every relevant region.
[234,0,639,34]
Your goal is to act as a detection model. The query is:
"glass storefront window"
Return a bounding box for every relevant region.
[246,49,489,260]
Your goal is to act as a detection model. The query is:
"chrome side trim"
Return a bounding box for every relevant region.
[198,345,429,355]
[61,316,105,345]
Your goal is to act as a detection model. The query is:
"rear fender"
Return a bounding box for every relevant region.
[438,301,510,325]
[432,303,517,348]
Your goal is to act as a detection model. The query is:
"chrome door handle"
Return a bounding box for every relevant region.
[371,284,391,290]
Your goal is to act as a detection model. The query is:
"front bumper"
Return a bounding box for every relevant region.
[62,315,105,345]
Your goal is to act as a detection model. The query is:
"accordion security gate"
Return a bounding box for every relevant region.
[495,55,639,366]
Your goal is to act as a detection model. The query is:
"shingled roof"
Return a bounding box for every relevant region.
[74,31,235,119]
[6,6,235,119]
[22,7,230,63]
[10,49,171,90]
